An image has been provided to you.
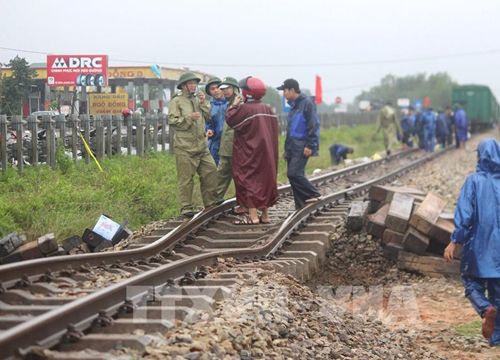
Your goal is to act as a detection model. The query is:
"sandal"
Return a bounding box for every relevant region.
[233,215,260,225]
[231,206,247,215]
[259,216,271,224]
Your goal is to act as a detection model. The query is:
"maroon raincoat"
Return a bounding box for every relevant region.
[226,101,279,208]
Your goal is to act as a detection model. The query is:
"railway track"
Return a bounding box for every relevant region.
[0,148,447,359]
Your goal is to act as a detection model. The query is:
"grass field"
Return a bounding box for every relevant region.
[0,123,386,241]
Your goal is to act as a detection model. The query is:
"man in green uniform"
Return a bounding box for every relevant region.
[215,76,241,204]
[375,101,402,156]
[168,72,217,218]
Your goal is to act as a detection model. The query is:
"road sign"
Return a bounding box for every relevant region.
[397,98,410,107]
[47,55,108,86]
[89,93,128,115]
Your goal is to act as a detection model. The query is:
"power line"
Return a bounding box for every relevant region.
[1,46,500,68]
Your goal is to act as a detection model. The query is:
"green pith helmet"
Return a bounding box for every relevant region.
[205,77,221,94]
[177,72,201,90]
[219,76,240,89]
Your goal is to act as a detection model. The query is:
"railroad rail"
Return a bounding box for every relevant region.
[0,147,447,358]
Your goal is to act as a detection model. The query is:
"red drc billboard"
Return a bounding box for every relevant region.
[47,55,108,87]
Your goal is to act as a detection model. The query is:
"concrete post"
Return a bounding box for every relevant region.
[160,114,168,153]
[152,114,159,151]
[27,115,39,166]
[144,113,151,151]
[95,115,105,161]
[81,115,91,164]
[13,116,24,173]
[134,113,144,157]
[112,114,122,155]
[143,83,150,113]
[0,115,7,172]
[69,114,79,161]
[126,114,132,155]
[104,115,113,157]
[56,114,66,146]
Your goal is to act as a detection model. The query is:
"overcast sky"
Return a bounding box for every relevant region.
[1,0,499,103]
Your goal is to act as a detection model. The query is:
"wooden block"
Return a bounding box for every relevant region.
[0,232,27,257]
[409,193,447,235]
[383,229,405,246]
[37,233,58,255]
[383,242,404,260]
[413,194,426,204]
[385,193,414,233]
[4,240,44,262]
[429,218,455,245]
[397,250,460,276]
[93,241,113,252]
[402,228,429,255]
[439,211,454,221]
[369,185,425,203]
[112,226,133,245]
[368,200,382,214]
[82,228,110,251]
[365,204,390,239]
[427,238,447,256]
[1,251,23,264]
[347,201,369,231]
[62,235,82,253]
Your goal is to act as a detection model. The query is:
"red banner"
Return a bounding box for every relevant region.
[47,55,108,87]
[423,96,431,108]
[315,75,322,105]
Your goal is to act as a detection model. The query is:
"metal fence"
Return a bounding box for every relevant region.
[0,111,377,173]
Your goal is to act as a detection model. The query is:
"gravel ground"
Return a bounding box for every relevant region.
[310,131,500,360]
[137,263,445,360]
[86,131,499,359]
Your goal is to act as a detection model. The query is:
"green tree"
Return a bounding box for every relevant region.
[0,56,37,115]
[355,72,458,110]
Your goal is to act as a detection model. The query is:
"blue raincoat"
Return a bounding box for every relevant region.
[436,112,449,148]
[452,139,500,277]
[454,108,468,142]
[205,97,228,165]
[421,110,436,152]
[329,144,350,165]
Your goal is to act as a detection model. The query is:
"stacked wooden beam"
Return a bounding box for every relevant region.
[0,233,64,264]
[364,184,461,276]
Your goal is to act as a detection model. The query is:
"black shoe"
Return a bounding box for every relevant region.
[386,149,391,156]
[182,211,195,219]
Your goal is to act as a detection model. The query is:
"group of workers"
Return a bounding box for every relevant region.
[166,70,500,346]
[375,101,469,155]
[167,73,321,222]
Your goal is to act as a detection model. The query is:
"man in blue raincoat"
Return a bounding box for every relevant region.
[445,139,500,343]
[400,107,415,148]
[204,77,228,166]
[454,104,468,149]
[421,107,437,152]
[329,144,354,165]
[436,108,449,149]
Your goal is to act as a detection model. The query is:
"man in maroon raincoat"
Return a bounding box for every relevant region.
[225,76,279,225]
